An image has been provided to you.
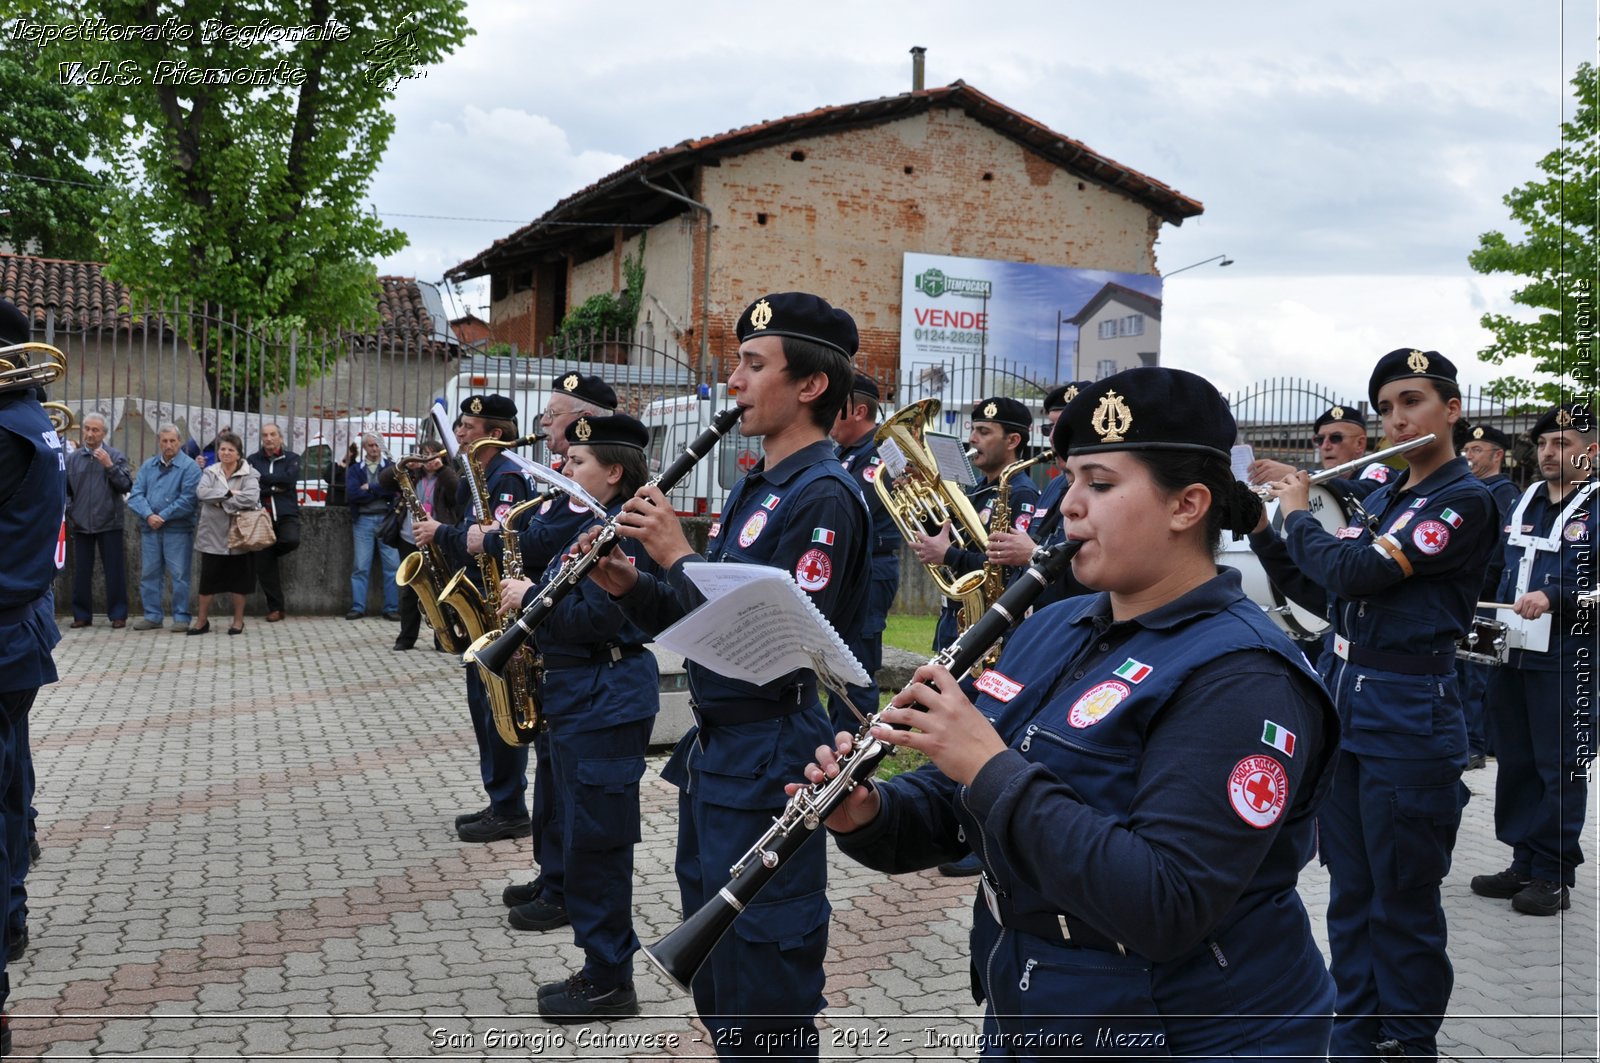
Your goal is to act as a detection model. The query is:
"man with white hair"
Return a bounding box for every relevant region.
[127,424,202,631]
[345,432,399,620]
[65,412,132,628]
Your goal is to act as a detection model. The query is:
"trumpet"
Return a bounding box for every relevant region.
[468,406,745,680]
[1252,434,1436,499]
[642,538,1084,993]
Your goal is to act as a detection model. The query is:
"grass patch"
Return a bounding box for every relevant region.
[883,613,937,655]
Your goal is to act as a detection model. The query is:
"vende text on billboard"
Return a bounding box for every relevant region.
[913,308,989,330]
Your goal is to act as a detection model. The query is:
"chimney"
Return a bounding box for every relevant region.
[910,46,926,92]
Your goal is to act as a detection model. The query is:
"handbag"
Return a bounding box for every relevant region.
[228,507,277,552]
[377,502,404,549]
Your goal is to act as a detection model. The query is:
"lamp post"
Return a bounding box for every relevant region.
[1163,253,1234,278]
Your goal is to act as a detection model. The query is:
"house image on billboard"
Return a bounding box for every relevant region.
[1067,281,1162,380]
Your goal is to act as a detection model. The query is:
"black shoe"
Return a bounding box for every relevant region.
[382,611,401,622]
[185,622,211,636]
[538,972,581,1000]
[457,811,531,843]
[1512,878,1571,916]
[7,926,26,962]
[502,880,541,908]
[454,806,491,830]
[508,897,570,931]
[1466,754,1487,770]
[344,609,364,621]
[937,854,983,877]
[537,973,638,1022]
[28,838,39,863]
[392,637,415,651]
[1470,867,1533,899]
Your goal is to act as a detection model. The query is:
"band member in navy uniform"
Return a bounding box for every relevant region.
[1267,348,1495,1063]
[498,413,661,1020]
[585,292,869,1060]
[0,297,66,1055]
[808,367,1340,1059]
[414,394,534,843]
[986,382,1092,613]
[826,372,900,734]
[1458,423,1523,767]
[489,373,618,927]
[1248,403,1393,508]
[1470,404,1598,916]
[910,395,1042,650]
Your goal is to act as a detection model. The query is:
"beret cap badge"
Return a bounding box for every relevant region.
[469,397,483,414]
[1472,426,1484,439]
[983,401,998,418]
[1063,385,1079,403]
[1406,350,1430,374]
[750,298,774,331]
[574,416,592,441]
[1331,405,1344,420]
[1557,408,1575,428]
[1091,391,1133,443]
[562,374,580,392]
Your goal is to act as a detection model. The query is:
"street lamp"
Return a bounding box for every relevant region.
[1163,253,1234,277]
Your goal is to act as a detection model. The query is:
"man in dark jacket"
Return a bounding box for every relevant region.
[247,423,301,622]
[65,412,132,628]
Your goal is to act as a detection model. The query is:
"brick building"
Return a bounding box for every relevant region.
[447,80,1201,387]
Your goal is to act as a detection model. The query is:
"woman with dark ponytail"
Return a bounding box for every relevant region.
[807,367,1341,1059]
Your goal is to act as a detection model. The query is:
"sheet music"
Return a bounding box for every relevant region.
[658,563,870,687]
[878,437,908,479]
[928,433,976,486]
[432,400,458,459]
[1231,444,1255,483]
[504,453,605,517]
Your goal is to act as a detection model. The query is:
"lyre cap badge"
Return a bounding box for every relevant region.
[562,373,580,392]
[1090,390,1133,443]
[983,401,998,418]
[750,298,773,331]
[1472,426,1485,439]
[1406,350,1430,374]
[469,397,483,414]
[1063,385,1079,403]
[1557,408,1575,428]
[1331,405,1344,420]
[574,416,592,441]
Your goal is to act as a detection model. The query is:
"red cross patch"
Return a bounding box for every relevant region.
[1228,755,1288,828]
[1412,520,1449,555]
[795,548,831,591]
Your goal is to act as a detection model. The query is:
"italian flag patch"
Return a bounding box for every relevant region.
[1440,508,1463,528]
[1113,658,1152,684]
[761,493,781,510]
[1261,720,1297,757]
[811,527,835,545]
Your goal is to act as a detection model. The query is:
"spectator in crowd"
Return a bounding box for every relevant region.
[127,424,202,631]
[346,432,399,621]
[379,440,459,650]
[191,431,261,635]
[65,412,132,628]
[247,424,301,622]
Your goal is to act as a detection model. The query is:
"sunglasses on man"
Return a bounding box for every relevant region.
[1313,432,1348,446]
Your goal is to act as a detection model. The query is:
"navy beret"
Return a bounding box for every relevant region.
[1043,381,1090,414]
[0,298,28,346]
[1465,423,1512,450]
[566,412,649,451]
[971,396,1032,433]
[851,373,880,401]
[1051,367,1237,460]
[1529,403,1596,440]
[461,393,518,421]
[552,372,618,411]
[1314,405,1367,432]
[1368,348,1458,406]
[735,292,858,358]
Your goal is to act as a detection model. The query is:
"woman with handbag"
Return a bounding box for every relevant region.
[191,431,262,635]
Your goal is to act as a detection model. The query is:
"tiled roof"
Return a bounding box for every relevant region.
[449,81,1203,280]
[0,253,452,353]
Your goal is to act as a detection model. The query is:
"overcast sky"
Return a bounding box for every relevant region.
[367,0,1596,397]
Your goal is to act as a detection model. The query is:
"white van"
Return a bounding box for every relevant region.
[437,365,556,462]
[296,412,421,507]
[641,385,758,517]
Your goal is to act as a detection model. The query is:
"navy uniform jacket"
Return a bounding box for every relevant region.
[1279,457,1496,759]
[434,450,531,576]
[835,571,1338,1046]
[0,393,65,693]
[942,468,1043,578]
[525,500,662,733]
[836,428,901,580]
[1323,461,1392,512]
[1477,472,1523,599]
[1498,479,1598,672]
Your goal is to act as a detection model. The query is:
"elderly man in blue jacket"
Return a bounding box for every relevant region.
[127,424,202,631]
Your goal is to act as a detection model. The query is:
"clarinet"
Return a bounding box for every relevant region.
[642,538,1083,992]
[465,406,745,679]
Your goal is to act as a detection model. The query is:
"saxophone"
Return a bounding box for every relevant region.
[394,461,470,654]
[962,450,1056,674]
[437,434,547,747]
[473,494,551,746]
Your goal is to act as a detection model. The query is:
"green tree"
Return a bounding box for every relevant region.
[7,2,471,408]
[1470,60,1599,405]
[0,48,108,260]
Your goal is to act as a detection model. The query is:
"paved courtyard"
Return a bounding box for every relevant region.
[7,615,1597,1060]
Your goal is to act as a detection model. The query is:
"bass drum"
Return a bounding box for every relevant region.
[1218,484,1352,639]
